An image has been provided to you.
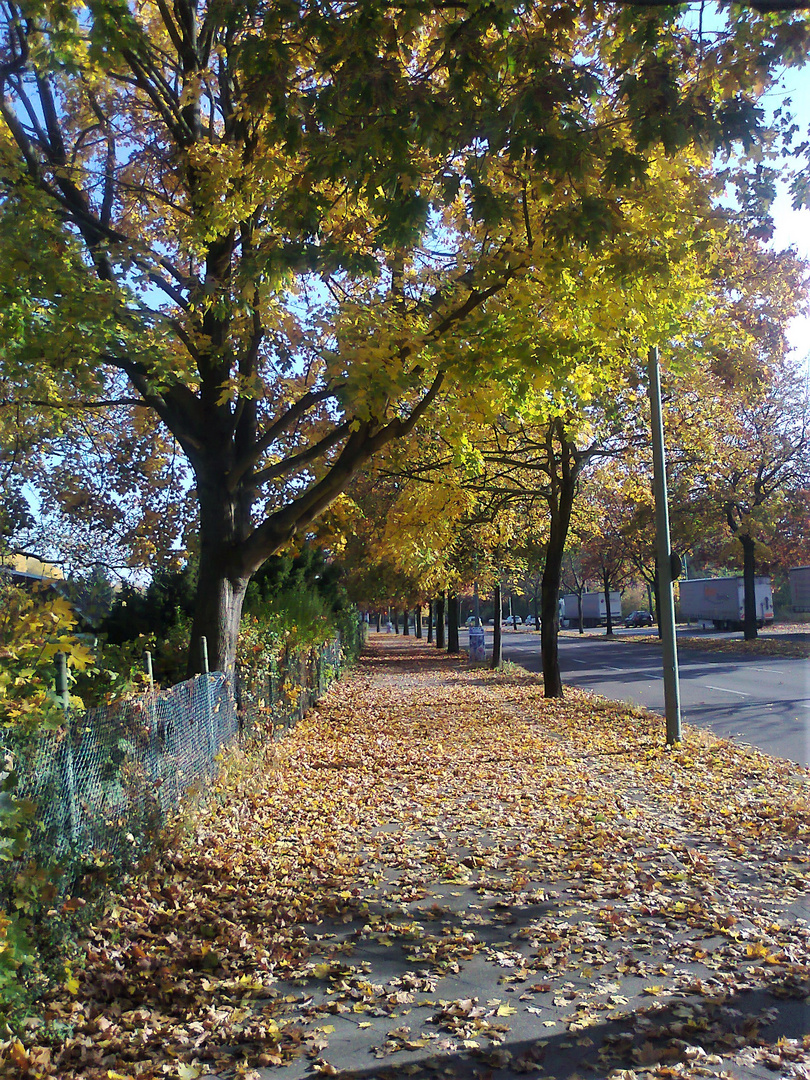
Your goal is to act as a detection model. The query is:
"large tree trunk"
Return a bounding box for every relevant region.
[427,601,434,644]
[541,548,565,699]
[376,610,382,633]
[740,533,759,640]
[435,593,446,649]
[540,469,577,697]
[447,593,460,654]
[189,563,249,679]
[415,606,423,639]
[491,583,503,669]
[403,608,410,636]
[188,472,253,678]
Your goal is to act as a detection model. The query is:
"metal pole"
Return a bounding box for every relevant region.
[55,652,80,843]
[648,345,682,744]
[55,651,69,710]
[144,649,154,689]
[199,637,215,764]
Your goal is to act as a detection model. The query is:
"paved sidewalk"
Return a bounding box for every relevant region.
[36,636,810,1080]
[215,637,809,1080]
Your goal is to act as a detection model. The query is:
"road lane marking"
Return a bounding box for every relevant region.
[705,685,750,697]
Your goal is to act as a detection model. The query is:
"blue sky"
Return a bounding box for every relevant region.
[766,60,810,365]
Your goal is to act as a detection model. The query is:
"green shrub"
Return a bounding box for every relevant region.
[0,583,92,1032]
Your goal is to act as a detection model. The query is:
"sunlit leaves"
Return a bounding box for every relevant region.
[6,637,808,1077]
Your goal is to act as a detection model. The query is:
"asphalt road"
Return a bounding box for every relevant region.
[481,629,809,768]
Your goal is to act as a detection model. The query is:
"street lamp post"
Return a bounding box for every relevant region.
[648,345,682,745]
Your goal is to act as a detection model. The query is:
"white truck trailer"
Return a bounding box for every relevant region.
[678,576,774,630]
[563,591,622,628]
[789,566,810,613]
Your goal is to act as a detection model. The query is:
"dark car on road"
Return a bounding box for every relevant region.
[624,610,654,627]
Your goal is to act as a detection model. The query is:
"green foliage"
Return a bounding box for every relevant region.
[3,0,804,678]
[91,569,197,690]
[0,762,37,1033]
[100,568,196,647]
[0,585,80,1028]
[57,567,116,632]
[0,582,90,729]
[241,548,361,666]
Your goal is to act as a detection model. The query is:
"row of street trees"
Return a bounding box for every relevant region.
[1,0,809,678]
[337,342,809,694]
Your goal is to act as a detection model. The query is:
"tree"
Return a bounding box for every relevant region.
[693,363,810,638]
[1,0,805,674]
[575,469,633,637]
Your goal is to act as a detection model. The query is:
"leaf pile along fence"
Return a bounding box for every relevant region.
[1,635,352,898]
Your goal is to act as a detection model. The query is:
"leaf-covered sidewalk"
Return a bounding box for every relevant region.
[12,636,810,1080]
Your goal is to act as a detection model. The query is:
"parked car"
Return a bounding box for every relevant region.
[624,610,654,627]
[524,614,536,627]
[502,615,523,626]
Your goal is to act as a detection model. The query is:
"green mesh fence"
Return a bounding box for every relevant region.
[1,632,353,899]
[3,672,237,891]
[236,637,345,741]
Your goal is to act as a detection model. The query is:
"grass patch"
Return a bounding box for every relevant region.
[678,635,810,658]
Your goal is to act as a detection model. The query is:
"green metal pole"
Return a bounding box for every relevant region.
[648,345,682,745]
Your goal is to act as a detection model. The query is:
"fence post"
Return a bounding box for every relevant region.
[142,649,160,792]
[144,649,154,689]
[199,637,216,767]
[56,652,80,845]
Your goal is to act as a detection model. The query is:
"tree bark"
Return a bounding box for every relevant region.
[187,466,253,678]
[403,608,410,636]
[539,454,577,697]
[435,593,446,649]
[427,601,434,644]
[541,542,566,699]
[447,593,460,654]
[740,533,759,640]
[491,583,503,669]
[415,606,423,639]
[376,610,382,633]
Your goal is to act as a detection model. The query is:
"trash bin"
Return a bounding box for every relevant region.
[468,624,486,663]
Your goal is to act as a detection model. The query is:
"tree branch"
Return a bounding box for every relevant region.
[251,420,353,488]
[227,386,340,490]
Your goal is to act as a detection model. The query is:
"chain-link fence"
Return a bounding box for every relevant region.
[236,637,345,741]
[1,633,354,899]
